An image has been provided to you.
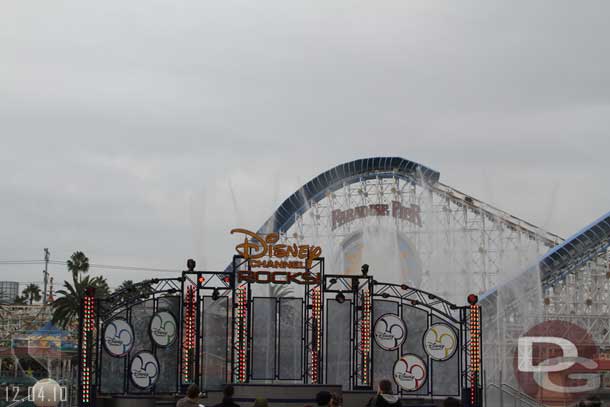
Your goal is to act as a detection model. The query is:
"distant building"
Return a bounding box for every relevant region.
[0,281,19,304]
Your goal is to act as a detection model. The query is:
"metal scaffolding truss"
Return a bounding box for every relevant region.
[544,248,610,346]
[275,173,559,299]
[98,278,182,320]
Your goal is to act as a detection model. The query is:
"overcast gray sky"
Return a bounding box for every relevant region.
[1,1,609,290]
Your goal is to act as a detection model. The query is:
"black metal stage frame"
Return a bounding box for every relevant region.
[78,259,482,406]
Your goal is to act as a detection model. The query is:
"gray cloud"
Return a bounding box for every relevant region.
[1,0,609,288]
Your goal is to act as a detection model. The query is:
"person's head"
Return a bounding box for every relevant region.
[443,397,461,407]
[586,395,602,407]
[329,392,341,407]
[253,398,268,407]
[378,379,393,395]
[316,391,332,406]
[223,384,235,398]
[186,384,199,399]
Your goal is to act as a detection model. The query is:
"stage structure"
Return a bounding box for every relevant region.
[77,229,484,406]
[76,156,610,405]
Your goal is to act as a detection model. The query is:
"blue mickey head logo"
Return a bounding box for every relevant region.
[130,351,159,389]
[104,319,134,357]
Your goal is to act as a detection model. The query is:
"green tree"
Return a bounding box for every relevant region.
[13,295,28,305]
[116,279,135,293]
[67,251,89,278]
[52,251,110,329]
[22,283,42,305]
[268,284,294,298]
[113,279,154,307]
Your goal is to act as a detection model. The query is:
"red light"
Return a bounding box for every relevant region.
[467,293,478,305]
[198,276,205,283]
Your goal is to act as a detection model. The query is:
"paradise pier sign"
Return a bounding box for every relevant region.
[331,201,422,230]
[231,228,322,284]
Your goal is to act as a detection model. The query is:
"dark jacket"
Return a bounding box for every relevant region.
[213,398,240,407]
[366,394,401,407]
[177,397,200,407]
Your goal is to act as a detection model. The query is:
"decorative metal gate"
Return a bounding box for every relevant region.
[78,260,482,406]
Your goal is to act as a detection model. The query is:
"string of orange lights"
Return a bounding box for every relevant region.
[311,286,322,383]
[236,285,248,383]
[361,289,371,385]
[182,286,196,383]
[80,292,95,405]
[469,303,481,406]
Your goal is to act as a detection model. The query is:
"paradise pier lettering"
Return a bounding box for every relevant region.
[331,201,422,230]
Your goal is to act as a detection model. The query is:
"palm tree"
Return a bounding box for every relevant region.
[67,251,89,278]
[268,284,294,298]
[113,279,154,307]
[116,279,135,293]
[52,251,110,329]
[52,273,110,329]
[22,284,42,305]
[13,295,28,305]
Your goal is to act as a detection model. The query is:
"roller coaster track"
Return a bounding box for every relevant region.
[257,157,564,249]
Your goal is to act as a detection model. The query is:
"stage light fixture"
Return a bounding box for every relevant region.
[361,264,369,276]
[212,288,220,301]
[187,259,196,271]
[336,292,346,304]
[400,284,409,291]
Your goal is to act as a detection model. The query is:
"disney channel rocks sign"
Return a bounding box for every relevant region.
[231,228,323,285]
[393,354,427,392]
[374,314,406,351]
[423,323,457,361]
[150,311,177,347]
[103,318,134,357]
[130,351,159,389]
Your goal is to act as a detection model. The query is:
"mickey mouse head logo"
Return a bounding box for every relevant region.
[423,323,457,361]
[393,354,427,391]
[374,314,407,351]
[130,351,159,389]
[150,311,177,347]
[103,319,134,357]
